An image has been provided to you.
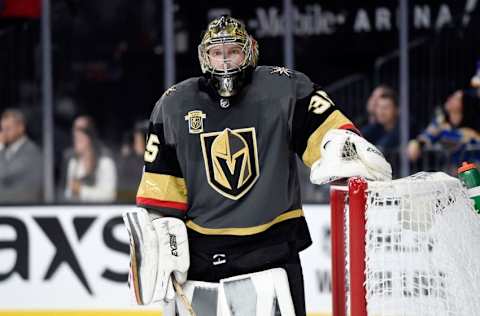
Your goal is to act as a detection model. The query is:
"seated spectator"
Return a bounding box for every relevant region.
[59,115,97,195]
[64,116,117,202]
[357,84,391,127]
[407,90,480,164]
[0,109,43,203]
[372,91,400,150]
[117,120,148,203]
[361,86,399,150]
[470,59,480,97]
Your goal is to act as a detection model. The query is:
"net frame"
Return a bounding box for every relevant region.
[331,178,367,316]
[330,173,480,316]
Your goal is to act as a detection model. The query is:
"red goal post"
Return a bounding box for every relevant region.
[330,178,367,316]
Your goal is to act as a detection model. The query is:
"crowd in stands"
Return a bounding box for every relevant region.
[406,90,480,167]
[1,64,479,204]
[0,109,147,204]
[359,67,480,176]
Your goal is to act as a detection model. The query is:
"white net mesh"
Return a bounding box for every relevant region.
[362,172,480,316]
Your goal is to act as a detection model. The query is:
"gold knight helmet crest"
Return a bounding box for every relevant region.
[200,127,259,200]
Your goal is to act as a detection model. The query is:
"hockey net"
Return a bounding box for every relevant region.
[330,172,480,316]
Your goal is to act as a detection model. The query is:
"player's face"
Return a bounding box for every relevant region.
[208,43,245,72]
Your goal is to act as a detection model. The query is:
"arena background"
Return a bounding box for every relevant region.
[0,0,479,315]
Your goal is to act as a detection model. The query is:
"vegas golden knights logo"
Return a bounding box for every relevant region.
[185,110,206,134]
[200,128,259,200]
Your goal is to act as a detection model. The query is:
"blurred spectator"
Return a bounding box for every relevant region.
[116,120,148,203]
[357,84,392,127]
[470,59,480,97]
[0,109,43,203]
[64,115,117,202]
[407,90,480,164]
[372,91,400,150]
[361,86,400,150]
[58,115,96,193]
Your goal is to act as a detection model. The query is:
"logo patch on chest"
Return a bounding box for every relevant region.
[184,110,206,134]
[200,128,260,200]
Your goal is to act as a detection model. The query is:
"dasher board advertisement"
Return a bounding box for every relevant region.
[0,205,332,315]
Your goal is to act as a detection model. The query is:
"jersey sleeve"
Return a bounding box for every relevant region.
[136,98,188,217]
[291,72,359,168]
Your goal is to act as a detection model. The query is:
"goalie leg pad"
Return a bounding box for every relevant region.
[218,268,296,316]
[123,208,159,305]
[175,269,295,316]
[175,281,219,316]
[123,208,190,305]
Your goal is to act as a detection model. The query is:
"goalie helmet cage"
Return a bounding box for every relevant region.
[330,173,480,316]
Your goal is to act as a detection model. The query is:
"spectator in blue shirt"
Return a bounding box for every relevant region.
[407,90,480,164]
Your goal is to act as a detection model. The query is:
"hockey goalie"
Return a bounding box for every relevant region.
[123,15,391,316]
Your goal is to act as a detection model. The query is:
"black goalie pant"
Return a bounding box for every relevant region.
[187,240,307,316]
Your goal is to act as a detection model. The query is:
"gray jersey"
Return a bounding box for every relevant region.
[136,66,354,236]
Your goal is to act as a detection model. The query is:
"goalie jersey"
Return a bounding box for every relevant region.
[136,65,355,251]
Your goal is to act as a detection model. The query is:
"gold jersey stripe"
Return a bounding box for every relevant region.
[136,172,187,204]
[302,110,352,167]
[186,209,304,235]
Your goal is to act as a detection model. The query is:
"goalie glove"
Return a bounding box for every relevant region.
[123,208,189,305]
[310,129,392,185]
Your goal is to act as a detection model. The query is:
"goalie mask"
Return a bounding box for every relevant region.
[198,16,258,98]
